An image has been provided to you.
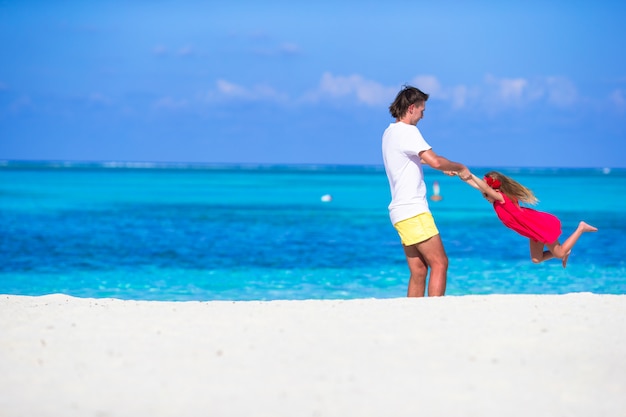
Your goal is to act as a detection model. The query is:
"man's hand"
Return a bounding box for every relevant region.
[457,167,472,181]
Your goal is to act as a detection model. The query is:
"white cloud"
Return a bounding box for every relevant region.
[481,74,578,109]
[152,45,168,56]
[151,45,199,57]
[544,76,578,107]
[411,75,443,97]
[253,41,302,57]
[449,85,469,109]
[10,95,33,113]
[216,80,246,97]
[204,74,398,108]
[609,89,625,111]
[178,46,195,57]
[154,97,188,110]
[308,72,397,106]
[411,75,470,109]
[499,78,528,101]
[194,73,585,113]
[485,74,529,105]
[253,42,301,56]
[279,42,300,55]
[208,79,288,103]
[87,93,112,107]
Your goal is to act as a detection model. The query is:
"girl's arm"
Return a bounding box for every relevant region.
[463,174,505,203]
[462,175,481,190]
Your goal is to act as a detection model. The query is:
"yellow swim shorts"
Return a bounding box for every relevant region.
[393,212,439,246]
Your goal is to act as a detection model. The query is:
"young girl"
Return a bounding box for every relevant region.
[461,171,597,267]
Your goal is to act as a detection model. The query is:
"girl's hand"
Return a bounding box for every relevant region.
[443,171,457,176]
[457,167,472,181]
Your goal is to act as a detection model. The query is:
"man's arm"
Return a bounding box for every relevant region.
[419,149,471,180]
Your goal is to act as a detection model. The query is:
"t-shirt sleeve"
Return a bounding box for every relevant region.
[403,127,431,157]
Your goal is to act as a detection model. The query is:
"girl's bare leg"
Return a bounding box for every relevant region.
[547,221,598,267]
[529,239,555,264]
[561,251,571,268]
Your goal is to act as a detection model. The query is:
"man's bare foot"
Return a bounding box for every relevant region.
[579,221,598,233]
[562,250,571,268]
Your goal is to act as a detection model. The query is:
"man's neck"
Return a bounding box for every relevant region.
[396,117,415,126]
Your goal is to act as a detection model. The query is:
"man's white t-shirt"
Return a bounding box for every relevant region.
[381,122,432,225]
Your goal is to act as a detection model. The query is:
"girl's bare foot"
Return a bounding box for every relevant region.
[560,222,596,267]
[579,221,598,233]
[562,250,571,268]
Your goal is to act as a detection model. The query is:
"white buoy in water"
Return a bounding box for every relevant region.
[430,180,442,202]
[321,194,333,202]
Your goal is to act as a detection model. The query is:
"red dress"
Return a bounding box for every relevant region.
[493,193,562,244]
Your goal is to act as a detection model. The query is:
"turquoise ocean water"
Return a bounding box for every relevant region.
[1,161,624,300]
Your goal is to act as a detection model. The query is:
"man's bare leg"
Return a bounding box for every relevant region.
[403,244,427,297]
[415,234,448,296]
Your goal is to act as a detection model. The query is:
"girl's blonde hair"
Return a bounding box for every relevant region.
[485,171,538,205]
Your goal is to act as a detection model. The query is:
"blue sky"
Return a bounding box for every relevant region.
[1,1,625,168]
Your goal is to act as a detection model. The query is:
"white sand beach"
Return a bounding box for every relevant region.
[1,293,625,417]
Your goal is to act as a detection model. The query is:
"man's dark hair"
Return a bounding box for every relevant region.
[388,85,429,119]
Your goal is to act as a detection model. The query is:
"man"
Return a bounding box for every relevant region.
[382,85,471,297]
